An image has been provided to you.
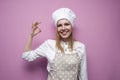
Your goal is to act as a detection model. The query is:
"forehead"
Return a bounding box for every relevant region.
[57,19,70,24]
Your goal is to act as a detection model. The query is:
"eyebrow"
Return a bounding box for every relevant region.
[57,24,62,27]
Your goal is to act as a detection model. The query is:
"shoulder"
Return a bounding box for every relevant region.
[74,40,85,49]
[45,39,56,44]
[44,39,56,48]
[73,40,86,54]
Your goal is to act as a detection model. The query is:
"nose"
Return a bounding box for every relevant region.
[61,25,66,30]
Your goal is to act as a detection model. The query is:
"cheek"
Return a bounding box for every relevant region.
[67,25,72,29]
[68,26,72,32]
[57,28,61,33]
[58,27,63,32]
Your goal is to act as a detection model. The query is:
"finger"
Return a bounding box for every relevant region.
[32,27,39,32]
[32,22,41,29]
[35,22,41,26]
[36,22,41,24]
[34,29,41,36]
[32,23,36,29]
[32,23,37,28]
[32,22,41,33]
[36,28,41,32]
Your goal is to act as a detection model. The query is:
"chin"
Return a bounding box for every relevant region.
[59,33,72,40]
[61,36,69,39]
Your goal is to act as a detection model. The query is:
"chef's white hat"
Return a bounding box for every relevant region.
[52,8,76,26]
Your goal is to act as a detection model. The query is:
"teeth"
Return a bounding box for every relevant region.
[60,29,69,35]
[60,29,69,32]
[65,29,69,32]
[62,31,67,35]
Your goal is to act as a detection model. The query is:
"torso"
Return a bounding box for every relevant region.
[48,52,80,80]
[44,39,85,80]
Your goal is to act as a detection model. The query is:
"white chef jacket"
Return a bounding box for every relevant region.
[22,39,88,80]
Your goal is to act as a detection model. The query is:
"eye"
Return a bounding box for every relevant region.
[57,24,62,27]
[64,23,70,26]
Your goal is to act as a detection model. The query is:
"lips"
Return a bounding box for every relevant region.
[60,29,70,36]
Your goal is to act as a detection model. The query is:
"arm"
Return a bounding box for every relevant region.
[24,35,33,52]
[22,22,43,61]
[79,45,88,80]
[24,22,41,52]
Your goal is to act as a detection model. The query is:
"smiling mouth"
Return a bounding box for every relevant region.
[60,29,70,36]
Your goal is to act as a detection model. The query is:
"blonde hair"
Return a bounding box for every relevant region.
[55,28,74,53]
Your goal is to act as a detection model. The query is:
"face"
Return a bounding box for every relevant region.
[57,19,72,40]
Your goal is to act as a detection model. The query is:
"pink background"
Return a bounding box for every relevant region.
[0,0,120,80]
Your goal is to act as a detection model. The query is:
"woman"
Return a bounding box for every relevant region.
[22,8,88,80]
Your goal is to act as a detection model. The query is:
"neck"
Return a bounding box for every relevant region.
[61,38,70,42]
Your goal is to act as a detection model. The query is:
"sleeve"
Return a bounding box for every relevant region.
[79,45,88,80]
[22,40,49,62]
